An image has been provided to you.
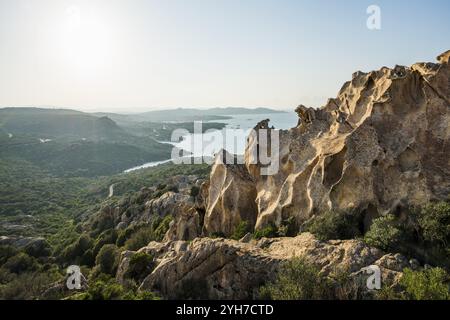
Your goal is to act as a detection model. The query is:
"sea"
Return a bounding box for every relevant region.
[124,111,297,173]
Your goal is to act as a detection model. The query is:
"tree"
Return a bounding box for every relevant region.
[95,244,119,275]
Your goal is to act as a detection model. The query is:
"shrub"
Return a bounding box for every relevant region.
[415,202,450,246]
[230,220,251,240]
[303,211,361,241]
[134,291,160,300]
[124,225,155,251]
[253,224,278,240]
[80,249,95,267]
[124,216,173,251]
[95,244,119,276]
[400,267,449,300]
[61,234,93,263]
[92,210,115,235]
[190,185,200,198]
[125,252,154,282]
[259,257,330,300]
[364,214,401,251]
[278,217,297,237]
[68,276,160,300]
[93,229,118,256]
[0,245,18,265]
[3,253,39,274]
[0,270,61,300]
[154,215,173,241]
[24,240,52,258]
[210,232,226,238]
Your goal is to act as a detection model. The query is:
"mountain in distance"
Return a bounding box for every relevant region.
[0,107,124,140]
[0,107,173,177]
[94,107,286,123]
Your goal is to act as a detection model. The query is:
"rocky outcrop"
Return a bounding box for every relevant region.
[131,233,414,299]
[85,175,204,236]
[203,150,258,237]
[204,51,450,234]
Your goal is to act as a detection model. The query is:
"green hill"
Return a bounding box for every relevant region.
[0,108,172,177]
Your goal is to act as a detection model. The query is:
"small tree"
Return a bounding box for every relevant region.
[95,244,119,276]
[125,252,154,282]
[400,267,450,300]
[253,224,278,240]
[416,202,450,246]
[303,211,361,241]
[230,221,250,240]
[364,214,401,251]
[190,185,200,199]
[259,257,330,300]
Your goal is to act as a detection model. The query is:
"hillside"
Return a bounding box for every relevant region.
[0,108,173,177]
[0,53,448,301]
[0,108,124,140]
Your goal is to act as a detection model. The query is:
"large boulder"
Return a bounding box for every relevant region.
[135,233,415,299]
[205,51,450,234]
[203,150,258,237]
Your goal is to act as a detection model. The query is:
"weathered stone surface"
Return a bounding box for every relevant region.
[134,233,414,299]
[203,150,258,237]
[204,51,450,234]
[164,207,201,241]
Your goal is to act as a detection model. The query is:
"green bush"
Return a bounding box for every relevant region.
[92,210,115,236]
[3,253,39,274]
[95,244,119,276]
[230,220,251,240]
[68,275,160,300]
[253,224,278,240]
[124,216,173,251]
[259,257,330,300]
[0,245,18,265]
[93,229,118,256]
[400,267,449,300]
[24,240,52,258]
[190,185,200,198]
[364,214,401,251]
[303,211,361,241]
[415,202,450,246]
[80,249,95,267]
[61,233,93,263]
[0,270,61,300]
[124,226,155,251]
[125,252,154,282]
[154,215,173,241]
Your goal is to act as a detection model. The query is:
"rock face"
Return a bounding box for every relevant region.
[85,175,204,237]
[203,150,258,237]
[133,234,413,299]
[204,51,450,234]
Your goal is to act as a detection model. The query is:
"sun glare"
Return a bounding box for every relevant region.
[59,5,114,76]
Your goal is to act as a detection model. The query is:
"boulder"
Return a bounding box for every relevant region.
[135,233,415,299]
[204,51,450,234]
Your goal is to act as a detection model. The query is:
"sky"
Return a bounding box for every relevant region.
[0,0,448,113]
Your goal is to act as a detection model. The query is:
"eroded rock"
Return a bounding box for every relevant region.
[204,51,450,234]
[134,233,414,299]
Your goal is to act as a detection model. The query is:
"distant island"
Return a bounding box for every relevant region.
[94,107,286,123]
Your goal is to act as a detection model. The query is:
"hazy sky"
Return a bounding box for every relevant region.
[0,0,448,113]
